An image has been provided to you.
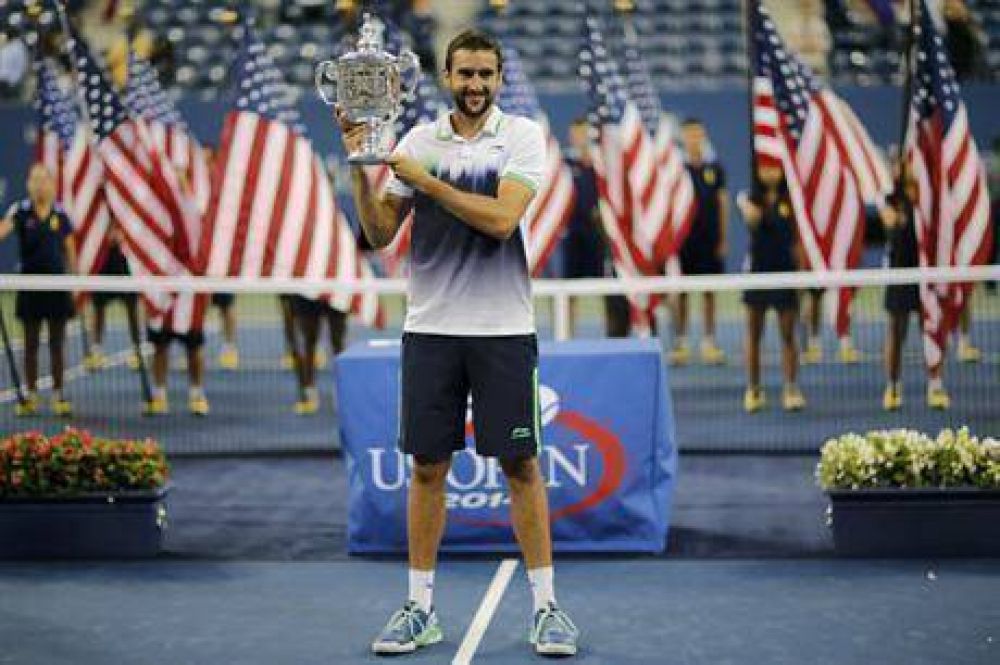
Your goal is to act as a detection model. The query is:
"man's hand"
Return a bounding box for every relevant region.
[715,240,728,260]
[334,106,367,161]
[385,153,431,192]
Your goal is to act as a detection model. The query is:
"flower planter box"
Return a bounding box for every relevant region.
[0,488,168,559]
[828,488,1000,557]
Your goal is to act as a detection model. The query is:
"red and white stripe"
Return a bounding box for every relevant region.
[653,115,697,271]
[202,111,383,327]
[754,77,865,336]
[147,121,211,214]
[36,126,112,277]
[592,113,659,334]
[907,105,992,370]
[525,116,575,276]
[98,117,206,333]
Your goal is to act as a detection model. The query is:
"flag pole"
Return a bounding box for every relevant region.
[54,0,153,407]
[894,0,918,196]
[0,308,27,407]
[745,0,758,199]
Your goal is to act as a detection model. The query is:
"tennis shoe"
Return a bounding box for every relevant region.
[371,601,443,655]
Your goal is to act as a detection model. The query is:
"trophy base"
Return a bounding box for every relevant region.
[347,153,389,165]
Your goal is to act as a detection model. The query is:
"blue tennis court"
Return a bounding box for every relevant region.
[1,559,997,664]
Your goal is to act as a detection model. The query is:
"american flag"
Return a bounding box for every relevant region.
[68,31,205,334]
[124,52,211,214]
[579,16,661,333]
[365,17,446,277]
[751,2,867,336]
[35,58,111,277]
[905,0,993,370]
[618,18,696,269]
[200,26,383,327]
[497,41,575,277]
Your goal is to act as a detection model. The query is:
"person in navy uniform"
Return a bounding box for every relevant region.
[84,224,142,372]
[562,116,628,337]
[880,164,950,410]
[736,163,805,413]
[0,163,77,416]
[670,118,729,365]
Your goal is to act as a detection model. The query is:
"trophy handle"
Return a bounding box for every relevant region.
[315,60,338,106]
[396,49,422,99]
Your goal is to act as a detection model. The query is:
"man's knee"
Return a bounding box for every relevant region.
[411,458,451,488]
[500,456,539,487]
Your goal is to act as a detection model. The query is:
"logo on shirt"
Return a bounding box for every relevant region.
[510,426,532,440]
[779,202,791,218]
[49,216,60,232]
[703,167,716,185]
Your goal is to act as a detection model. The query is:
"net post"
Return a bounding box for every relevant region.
[553,292,571,341]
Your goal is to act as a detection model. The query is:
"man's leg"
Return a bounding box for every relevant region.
[186,337,209,416]
[408,458,451,573]
[17,318,42,415]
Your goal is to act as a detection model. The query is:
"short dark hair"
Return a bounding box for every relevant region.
[570,116,589,128]
[680,117,703,128]
[445,29,503,73]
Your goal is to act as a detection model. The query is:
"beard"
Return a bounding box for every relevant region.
[453,88,493,118]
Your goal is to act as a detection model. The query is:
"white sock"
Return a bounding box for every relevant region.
[928,377,944,392]
[839,336,852,350]
[675,336,689,349]
[703,335,716,346]
[959,333,971,346]
[189,385,205,400]
[408,569,435,613]
[91,344,103,355]
[304,386,319,402]
[153,386,167,401]
[528,566,556,614]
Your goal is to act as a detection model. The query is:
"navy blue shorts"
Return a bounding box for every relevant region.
[146,326,205,349]
[400,333,540,463]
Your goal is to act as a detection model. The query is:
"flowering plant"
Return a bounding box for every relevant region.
[817,427,1000,491]
[0,428,169,497]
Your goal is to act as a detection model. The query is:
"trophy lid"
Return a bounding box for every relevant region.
[357,13,384,53]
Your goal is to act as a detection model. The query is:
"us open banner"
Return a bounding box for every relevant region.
[335,338,677,553]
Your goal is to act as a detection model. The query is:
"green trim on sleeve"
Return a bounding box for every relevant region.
[500,171,539,192]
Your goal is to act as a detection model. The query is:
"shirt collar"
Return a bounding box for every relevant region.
[436,105,504,142]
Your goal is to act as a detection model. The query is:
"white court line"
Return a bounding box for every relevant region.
[452,558,519,665]
[0,346,140,403]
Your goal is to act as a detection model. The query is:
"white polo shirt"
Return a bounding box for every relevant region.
[385,105,546,336]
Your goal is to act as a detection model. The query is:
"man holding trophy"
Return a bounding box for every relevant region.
[321,19,579,658]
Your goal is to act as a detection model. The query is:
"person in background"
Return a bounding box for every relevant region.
[670,117,728,365]
[288,296,348,415]
[0,164,77,416]
[736,163,806,413]
[881,165,950,410]
[84,224,142,372]
[942,0,987,81]
[562,116,625,337]
[800,288,861,364]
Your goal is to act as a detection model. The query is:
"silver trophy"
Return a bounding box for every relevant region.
[315,14,421,164]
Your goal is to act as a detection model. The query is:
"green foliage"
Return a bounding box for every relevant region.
[817,427,1000,491]
[0,428,169,497]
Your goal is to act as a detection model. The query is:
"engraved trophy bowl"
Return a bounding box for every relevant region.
[315,13,421,164]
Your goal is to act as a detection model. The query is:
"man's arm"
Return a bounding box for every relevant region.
[349,166,412,250]
[394,159,534,241]
[64,234,78,275]
[716,187,729,259]
[0,205,15,241]
[336,107,412,250]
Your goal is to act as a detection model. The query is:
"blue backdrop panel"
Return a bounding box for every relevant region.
[335,338,677,553]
